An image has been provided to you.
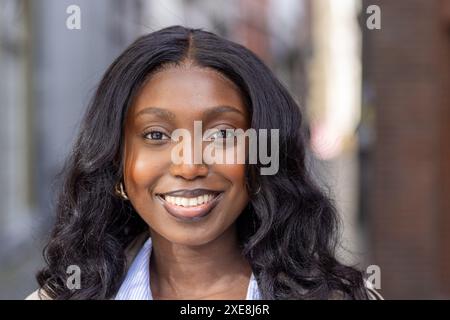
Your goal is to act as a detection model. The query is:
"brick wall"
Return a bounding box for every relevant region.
[362,0,450,298]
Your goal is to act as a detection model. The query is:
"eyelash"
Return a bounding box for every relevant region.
[141,126,238,145]
[207,129,237,140]
[142,130,171,143]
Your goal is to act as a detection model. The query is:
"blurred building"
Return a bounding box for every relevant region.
[307,0,364,267]
[0,0,143,299]
[362,0,450,299]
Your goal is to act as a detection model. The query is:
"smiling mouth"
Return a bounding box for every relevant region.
[156,189,224,222]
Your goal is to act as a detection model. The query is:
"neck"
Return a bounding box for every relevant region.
[149,225,252,299]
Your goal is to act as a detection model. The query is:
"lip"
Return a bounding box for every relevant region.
[161,188,222,198]
[156,189,224,222]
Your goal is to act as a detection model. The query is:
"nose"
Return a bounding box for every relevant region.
[169,140,209,179]
[169,162,209,180]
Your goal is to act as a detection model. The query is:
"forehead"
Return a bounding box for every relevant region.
[130,65,247,118]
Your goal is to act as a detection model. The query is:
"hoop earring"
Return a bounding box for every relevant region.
[114,181,129,200]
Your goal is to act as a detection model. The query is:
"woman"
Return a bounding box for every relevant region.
[27,26,380,300]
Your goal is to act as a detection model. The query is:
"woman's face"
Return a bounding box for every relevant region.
[123,65,250,246]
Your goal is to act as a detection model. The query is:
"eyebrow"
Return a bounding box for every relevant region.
[203,105,245,119]
[135,105,245,120]
[135,107,176,121]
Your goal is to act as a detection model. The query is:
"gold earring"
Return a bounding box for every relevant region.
[114,181,129,200]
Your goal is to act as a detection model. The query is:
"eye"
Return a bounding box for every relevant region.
[204,128,240,150]
[209,129,235,140]
[143,130,170,141]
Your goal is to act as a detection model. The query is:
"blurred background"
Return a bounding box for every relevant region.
[0,0,449,299]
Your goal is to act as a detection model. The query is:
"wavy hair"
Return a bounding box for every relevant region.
[37,26,368,299]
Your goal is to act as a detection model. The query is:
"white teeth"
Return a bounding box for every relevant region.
[163,193,218,207]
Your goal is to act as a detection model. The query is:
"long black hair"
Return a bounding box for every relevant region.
[37,26,368,299]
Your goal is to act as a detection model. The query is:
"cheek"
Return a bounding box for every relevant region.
[220,137,250,192]
[124,146,168,195]
[229,164,247,186]
[214,163,248,200]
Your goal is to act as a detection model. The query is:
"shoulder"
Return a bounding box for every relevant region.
[366,287,383,300]
[25,289,52,300]
[25,232,149,300]
[328,280,383,300]
[364,280,383,300]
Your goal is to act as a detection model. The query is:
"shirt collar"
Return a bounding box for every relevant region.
[115,237,261,300]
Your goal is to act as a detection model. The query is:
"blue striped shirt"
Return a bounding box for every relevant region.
[115,237,261,300]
